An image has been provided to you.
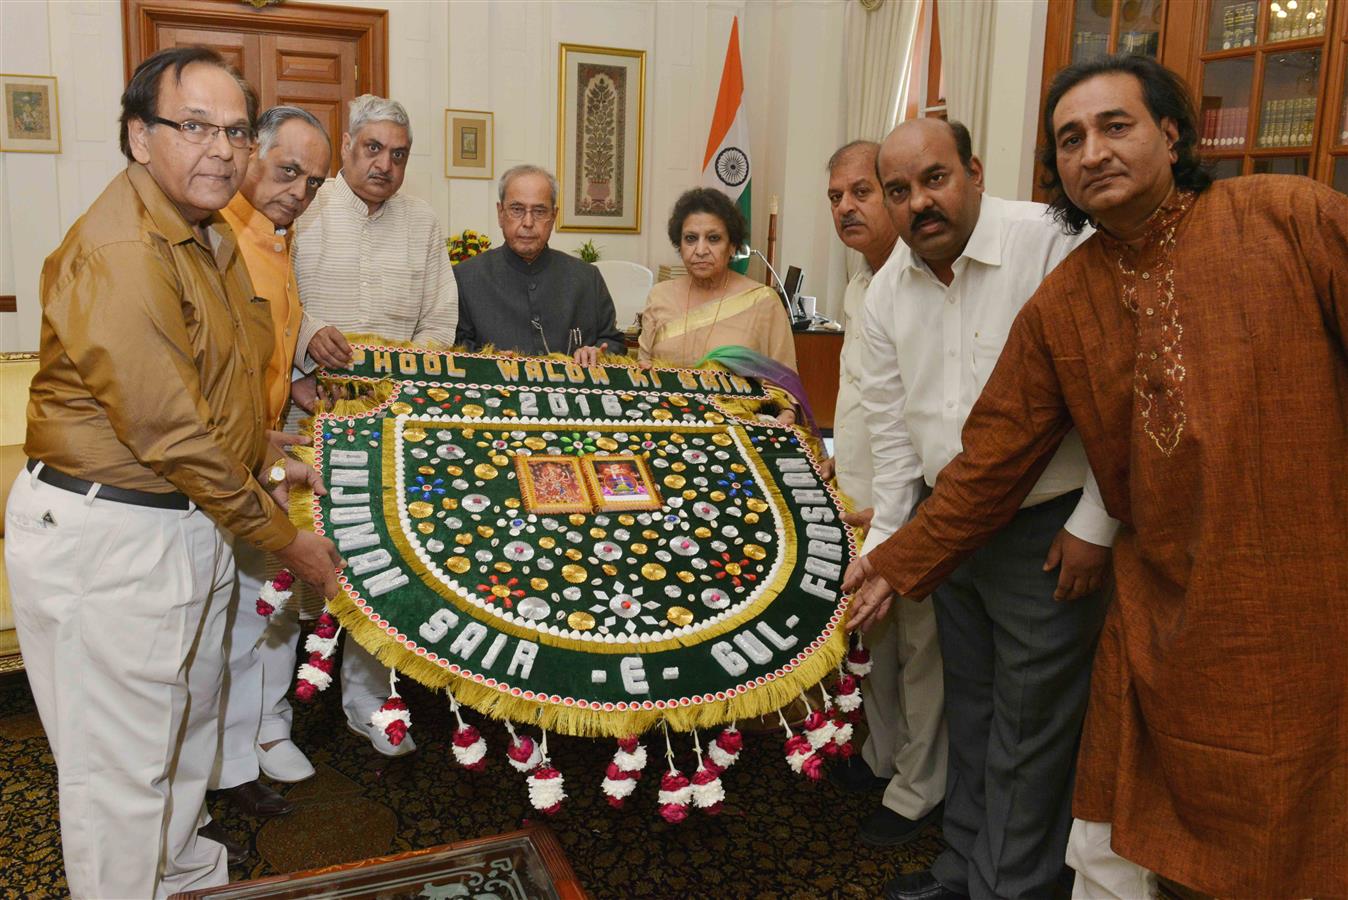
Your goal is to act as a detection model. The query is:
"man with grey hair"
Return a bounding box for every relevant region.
[211,106,332,846]
[454,164,623,365]
[291,94,457,756]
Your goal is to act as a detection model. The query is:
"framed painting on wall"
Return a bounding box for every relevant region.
[444,108,494,179]
[556,44,645,233]
[0,74,60,154]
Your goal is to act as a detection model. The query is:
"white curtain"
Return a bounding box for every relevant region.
[937,0,996,160]
[845,0,922,142]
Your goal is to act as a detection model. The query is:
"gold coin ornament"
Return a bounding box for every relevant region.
[531,577,550,591]
[447,465,464,476]
[711,433,733,446]
[670,462,687,473]
[709,490,727,502]
[477,525,495,538]
[567,611,596,631]
[408,501,433,519]
[704,411,725,423]
[630,543,648,555]
[418,465,436,475]
[569,514,587,526]
[589,527,608,539]
[455,533,473,546]
[539,536,557,549]
[744,544,767,560]
[565,548,583,561]
[744,512,760,524]
[562,564,587,584]
[442,497,459,510]
[494,561,513,573]
[390,402,414,416]
[683,489,697,500]
[669,395,689,407]
[426,387,450,402]
[491,454,510,467]
[641,563,667,581]
[446,556,471,574]
[746,498,769,513]
[474,463,498,480]
[618,514,636,526]
[524,437,548,450]
[663,474,687,490]
[676,571,695,583]
[403,427,426,442]
[694,527,712,539]
[666,606,694,626]
[504,498,521,509]
[461,404,485,418]
[416,522,435,534]
[602,564,619,576]
[595,437,619,451]
[730,463,747,474]
[652,409,673,420]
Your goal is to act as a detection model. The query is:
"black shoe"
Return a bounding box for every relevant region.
[882,869,968,900]
[828,756,890,793]
[217,779,295,817]
[859,802,943,848]
[198,819,249,866]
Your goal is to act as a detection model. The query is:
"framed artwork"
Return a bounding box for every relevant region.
[556,44,645,233]
[0,74,60,154]
[444,108,494,180]
[516,455,592,514]
[583,454,662,513]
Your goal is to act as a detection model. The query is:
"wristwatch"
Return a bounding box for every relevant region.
[265,463,287,488]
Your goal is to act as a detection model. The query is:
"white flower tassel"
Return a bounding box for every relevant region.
[656,723,692,823]
[602,736,647,808]
[525,730,565,816]
[294,616,340,703]
[369,669,411,748]
[448,693,487,772]
[781,708,824,781]
[256,570,294,618]
[845,635,873,677]
[707,723,743,770]
[503,721,543,773]
[835,672,864,715]
[689,731,726,816]
[802,691,838,752]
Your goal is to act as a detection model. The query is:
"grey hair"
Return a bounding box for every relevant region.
[347,94,412,143]
[256,106,330,157]
[498,164,559,208]
[826,139,880,173]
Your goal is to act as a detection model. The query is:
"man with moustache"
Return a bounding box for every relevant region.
[847,117,1119,900]
[4,48,342,898]
[847,55,1348,899]
[454,165,624,365]
[212,106,333,836]
[291,94,457,755]
[821,140,949,851]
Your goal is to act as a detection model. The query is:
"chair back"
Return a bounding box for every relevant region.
[593,260,654,332]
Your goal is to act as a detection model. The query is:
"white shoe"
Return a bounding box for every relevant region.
[347,719,417,758]
[256,740,316,783]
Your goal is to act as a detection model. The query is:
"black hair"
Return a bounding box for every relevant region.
[1039,53,1212,233]
[666,187,749,251]
[945,119,975,172]
[119,46,257,161]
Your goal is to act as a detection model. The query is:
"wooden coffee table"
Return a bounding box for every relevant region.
[170,823,588,899]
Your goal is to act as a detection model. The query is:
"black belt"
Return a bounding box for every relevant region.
[26,459,191,511]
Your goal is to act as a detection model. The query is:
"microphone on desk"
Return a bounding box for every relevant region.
[734,245,798,320]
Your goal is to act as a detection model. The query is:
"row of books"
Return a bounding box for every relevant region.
[1200,107,1249,148]
[1256,97,1318,148]
[1218,1,1257,50]
[1072,30,1110,62]
[1117,30,1159,57]
[1267,0,1327,43]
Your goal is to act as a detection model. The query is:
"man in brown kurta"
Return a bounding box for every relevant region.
[844,55,1346,898]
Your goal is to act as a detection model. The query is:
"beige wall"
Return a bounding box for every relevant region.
[0,0,1047,350]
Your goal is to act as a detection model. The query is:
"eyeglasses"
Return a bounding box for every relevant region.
[147,115,255,149]
[503,203,556,222]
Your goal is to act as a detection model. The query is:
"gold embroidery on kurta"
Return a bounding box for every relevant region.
[1114,192,1195,457]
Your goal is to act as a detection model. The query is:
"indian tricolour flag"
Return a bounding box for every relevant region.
[702,16,751,273]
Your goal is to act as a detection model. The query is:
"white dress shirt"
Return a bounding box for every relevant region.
[859,194,1119,554]
[293,173,457,368]
[833,266,877,509]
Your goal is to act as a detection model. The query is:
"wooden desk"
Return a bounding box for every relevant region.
[171,824,587,899]
[793,328,843,431]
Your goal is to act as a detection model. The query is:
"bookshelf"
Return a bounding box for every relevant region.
[1162,0,1348,190]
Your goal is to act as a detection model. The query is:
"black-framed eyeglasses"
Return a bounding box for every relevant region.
[147,115,255,149]
[504,203,556,222]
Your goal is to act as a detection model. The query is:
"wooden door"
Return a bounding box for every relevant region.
[123,0,389,175]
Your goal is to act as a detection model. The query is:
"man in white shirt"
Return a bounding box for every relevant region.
[288,94,458,756]
[823,140,948,849]
[852,118,1118,900]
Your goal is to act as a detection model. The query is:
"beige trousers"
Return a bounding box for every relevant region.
[5,471,233,899]
[1067,819,1158,900]
[859,595,948,818]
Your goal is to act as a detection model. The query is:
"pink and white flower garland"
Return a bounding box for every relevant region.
[601,736,647,808]
[294,612,340,703]
[370,669,411,748]
[256,570,294,618]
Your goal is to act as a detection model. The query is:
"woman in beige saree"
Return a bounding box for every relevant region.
[638,188,797,372]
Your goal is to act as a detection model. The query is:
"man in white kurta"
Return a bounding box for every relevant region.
[288,95,458,756]
[859,119,1118,900]
[824,141,948,848]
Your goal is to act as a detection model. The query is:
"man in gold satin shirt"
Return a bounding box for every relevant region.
[3,47,342,899]
[214,106,337,828]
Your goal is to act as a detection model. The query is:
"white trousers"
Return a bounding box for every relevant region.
[213,544,302,790]
[1067,819,1158,900]
[5,471,233,899]
[341,632,393,728]
[859,595,948,818]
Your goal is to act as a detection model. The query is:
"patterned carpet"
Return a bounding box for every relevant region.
[0,661,942,898]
